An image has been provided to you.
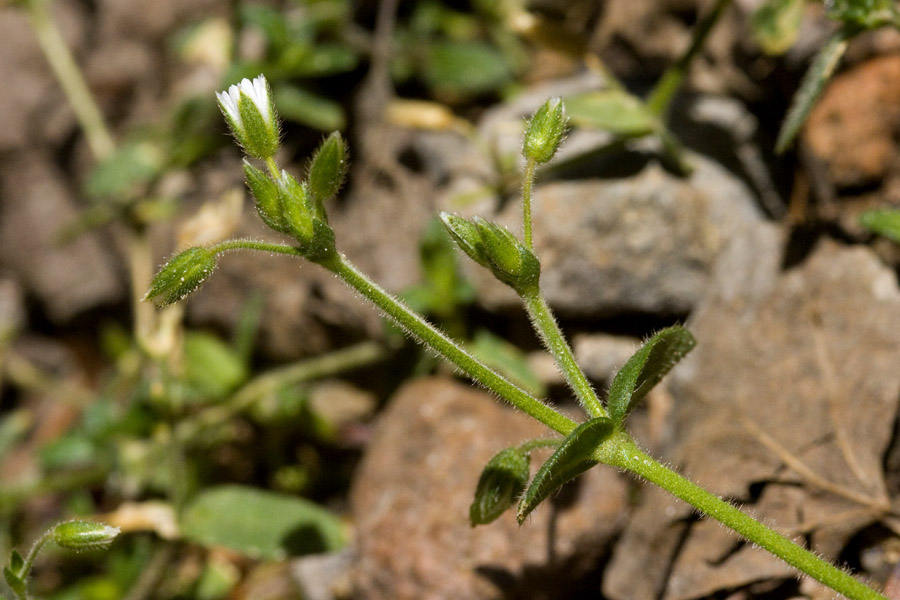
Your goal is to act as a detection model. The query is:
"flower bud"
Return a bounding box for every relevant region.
[473,218,541,294]
[144,247,217,307]
[470,448,530,526]
[216,75,280,160]
[52,521,120,552]
[243,160,283,232]
[307,132,348,213]
[522,98,567,164]
[439,212,490,268]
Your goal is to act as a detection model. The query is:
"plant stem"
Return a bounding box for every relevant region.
[604,436,887,600]
[210,239,300,256]
[522,157,536,249]
[522,292,606,418]
[645,0,732,119]
[23,0,115,160]
[15,530,54,600]
[324,254,576,435]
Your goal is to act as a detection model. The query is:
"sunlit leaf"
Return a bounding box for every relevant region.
[860,209,900,244]
[607,326,696,425]
[564,89,656,137]
[751,0,805,55]
[181,485,345,559]
[423,40,513,97]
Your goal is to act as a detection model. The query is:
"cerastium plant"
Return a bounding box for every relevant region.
[146,75,888,600]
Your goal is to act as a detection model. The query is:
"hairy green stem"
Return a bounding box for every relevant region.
[323,254,576,435]
[522,292,605,418]
[603,436,887,600]
[522,158,536,249]
[14,530,54,600]
[645,0,732,118]
[24,0,115,159]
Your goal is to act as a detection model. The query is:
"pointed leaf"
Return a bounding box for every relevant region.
[8,550,23,574]
[517,417,614,523]
[564,89,656,137]
[607,326,696,424]
[470,447,530,526]
[775,29,850,153]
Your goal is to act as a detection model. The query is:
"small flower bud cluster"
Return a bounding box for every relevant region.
[440,213,540,296]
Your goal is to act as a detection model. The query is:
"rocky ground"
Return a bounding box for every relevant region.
[3,0,900,599]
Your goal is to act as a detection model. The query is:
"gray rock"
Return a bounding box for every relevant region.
[0,152,123,321]
[350,377,627,600]
[448,153,772,317]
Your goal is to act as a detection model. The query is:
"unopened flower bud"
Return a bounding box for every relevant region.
[440,212,490,268]
[473,218,541,294]
[52,521,120,552]
[216,75,280,159]
[243,160,283,232]
[523,98,567,164]
[276,170,315,243]
[307,132,348,213]
[470,448,530,526]
[144,247,217,307]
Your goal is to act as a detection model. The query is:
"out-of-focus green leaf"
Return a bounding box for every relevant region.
[751,0,805,55]
[469,330,545,398]
[83,141,165,200]
[180,485,345,559]
[279,43,358,77]
[183,332,248,400]
[423,40,513,97]
[40,434,99,469]
[826,0,899,28]
[861,209,900,244]
[274,84,345,130]
[564,89,657,137]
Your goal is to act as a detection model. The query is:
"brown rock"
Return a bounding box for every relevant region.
[604,241,900,598]
[804,54,900,189]
[350,377,627,599]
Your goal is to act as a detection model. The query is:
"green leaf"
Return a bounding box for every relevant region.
[470,447,530,526]
[860,209,900,244]
[423,40,513,97]
[564,89,657,137]
[8,550,23,574]
[517,417,614,523]
[751,0,805,55]
[84,140,166,200]
[274,84,345,131]
[183,332,249,399]
[180,485,345,559]
[775,28,850,154]
[280,43,359,78]
[826,0,900,28]
[607,326,696,425]
[469,330,546,399]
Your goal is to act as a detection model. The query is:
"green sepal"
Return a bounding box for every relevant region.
[523,98,568,164]
[52,520,120,551]
[860,209,900,244]
[276,171,315,243]
[300,218,338,264]
[607,326,696,425]
[307,132,348,213]
[440,212,490,268]
[470,447,531,526]
[7,551,23,575]
[238,89,279,159]
[144,247,217,307]
[517,417,614,523]
[243,160,283,232]
[474,218,541,295]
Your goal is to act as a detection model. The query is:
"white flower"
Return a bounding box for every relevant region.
[216,74,279,159]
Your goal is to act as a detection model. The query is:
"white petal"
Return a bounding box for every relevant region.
[216,86,242,127]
